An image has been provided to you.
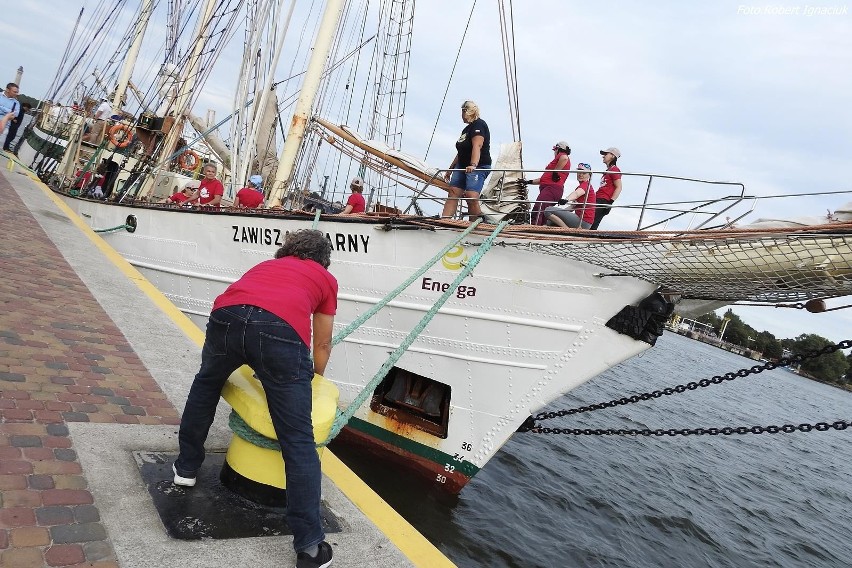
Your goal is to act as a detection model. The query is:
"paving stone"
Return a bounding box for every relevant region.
[27,475,55,490]
[0,546,44,567]
[35,506,75,526]
[0,475,28,490]
[9,526,51,547]
[46,424,69,437]
[45,543,86,566]
[0,447,22,460]
[0,371,26,382]
[49,522,108,544]
[73,505,100,524]
[122,405,147,416]
[104,396,130,405]
[82,540,115,562]
[0,507,37,528]
[0,461,34,475]
[91,387,114,396]
[60,412,90,422]
[1,490,42,508]
[9,435,43,448]
[54,448,78,462]
[41,490,94,507]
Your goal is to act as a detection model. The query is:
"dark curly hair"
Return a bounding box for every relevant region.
[274,229,331,268]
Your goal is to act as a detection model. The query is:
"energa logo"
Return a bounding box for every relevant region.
[441,246,468,270]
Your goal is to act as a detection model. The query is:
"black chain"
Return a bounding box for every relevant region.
[531,421,851,436]
[523,339,852,437]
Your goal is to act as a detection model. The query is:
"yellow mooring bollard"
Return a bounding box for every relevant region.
[219,369,339,506]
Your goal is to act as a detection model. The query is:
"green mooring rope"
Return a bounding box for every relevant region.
[331,218,485,346]
[228,410,280,450]
[311,208,321,229]
[93,224,132,233]
[319,220,509,446]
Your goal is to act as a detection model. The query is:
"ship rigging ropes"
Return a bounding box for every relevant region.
[521,339,852,437]
[499,227,852,303]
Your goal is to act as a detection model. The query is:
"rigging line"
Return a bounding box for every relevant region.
[48,0,124,102]
[42,6,84,105]
[315,0,368,195]
[507,0,521,141]
[498,0,521,142]
[423,0,478,161]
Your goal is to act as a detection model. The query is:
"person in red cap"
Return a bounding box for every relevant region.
[591,147,622,230]
[526,141,571,225]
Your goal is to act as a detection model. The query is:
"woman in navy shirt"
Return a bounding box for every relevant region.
[442,100,492,219]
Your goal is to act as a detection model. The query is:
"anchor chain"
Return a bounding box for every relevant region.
[529,420,851,437]
[521,338,852,436]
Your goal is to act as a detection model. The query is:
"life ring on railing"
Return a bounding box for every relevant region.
[108,124,134,148]
[178,150,200,171]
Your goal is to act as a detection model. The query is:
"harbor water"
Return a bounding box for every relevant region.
[332,333,852,567]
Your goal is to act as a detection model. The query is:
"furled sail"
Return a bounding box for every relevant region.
[313,117,528,221]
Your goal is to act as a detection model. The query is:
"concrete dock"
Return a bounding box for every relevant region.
[0,155,455,568]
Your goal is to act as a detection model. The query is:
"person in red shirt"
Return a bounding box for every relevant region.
[544,162,596,229]
[526,141,571,225]
[341,176,366,214]
[590,147,622,230]
[160,184,196,204]
[173,229,337,568]
[185,163,224,207]
[234,174,264,208]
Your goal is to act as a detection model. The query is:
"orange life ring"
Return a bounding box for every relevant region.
[108,124,134,148]
[178,150,200,171]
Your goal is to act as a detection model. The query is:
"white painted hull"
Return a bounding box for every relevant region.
[60,194,657,491]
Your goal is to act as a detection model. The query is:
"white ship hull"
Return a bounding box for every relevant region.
[60,194,658,491]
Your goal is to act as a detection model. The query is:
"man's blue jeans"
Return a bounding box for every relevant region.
[175,305,324,552]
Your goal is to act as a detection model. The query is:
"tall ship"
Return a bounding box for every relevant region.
[16,0,852,493]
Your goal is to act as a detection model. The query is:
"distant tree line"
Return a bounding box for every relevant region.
[695,310,850,385]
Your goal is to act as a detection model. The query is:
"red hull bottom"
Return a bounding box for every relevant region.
[332,426,471,495]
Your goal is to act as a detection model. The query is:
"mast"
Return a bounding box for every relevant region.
[140,0,217,198]
[162,0,217,157]
[267,0,346,206]
[112,0,154,113]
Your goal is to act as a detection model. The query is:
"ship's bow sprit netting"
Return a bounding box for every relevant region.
[512,229,852,303]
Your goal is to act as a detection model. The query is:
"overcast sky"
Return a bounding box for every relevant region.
[3,0,851,345]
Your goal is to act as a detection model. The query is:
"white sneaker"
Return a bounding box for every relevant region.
[172,463,196,487]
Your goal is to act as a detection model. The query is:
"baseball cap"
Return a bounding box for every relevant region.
[600,147,621,158]
[577,163,592,171]
[350,176,364,188]
[554,141,570,152]
[248,174,263,186]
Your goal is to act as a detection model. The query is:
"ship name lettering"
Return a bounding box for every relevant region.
[230,226,284,246]
[325,232,369,253]
[421,277,476,299]
[231,226,367,252]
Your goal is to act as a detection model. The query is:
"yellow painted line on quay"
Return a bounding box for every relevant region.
[17,162,455,568]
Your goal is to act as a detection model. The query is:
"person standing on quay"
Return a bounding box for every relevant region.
[173,229,337,568]
[591,147,623,230]
[0,82,20,139]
